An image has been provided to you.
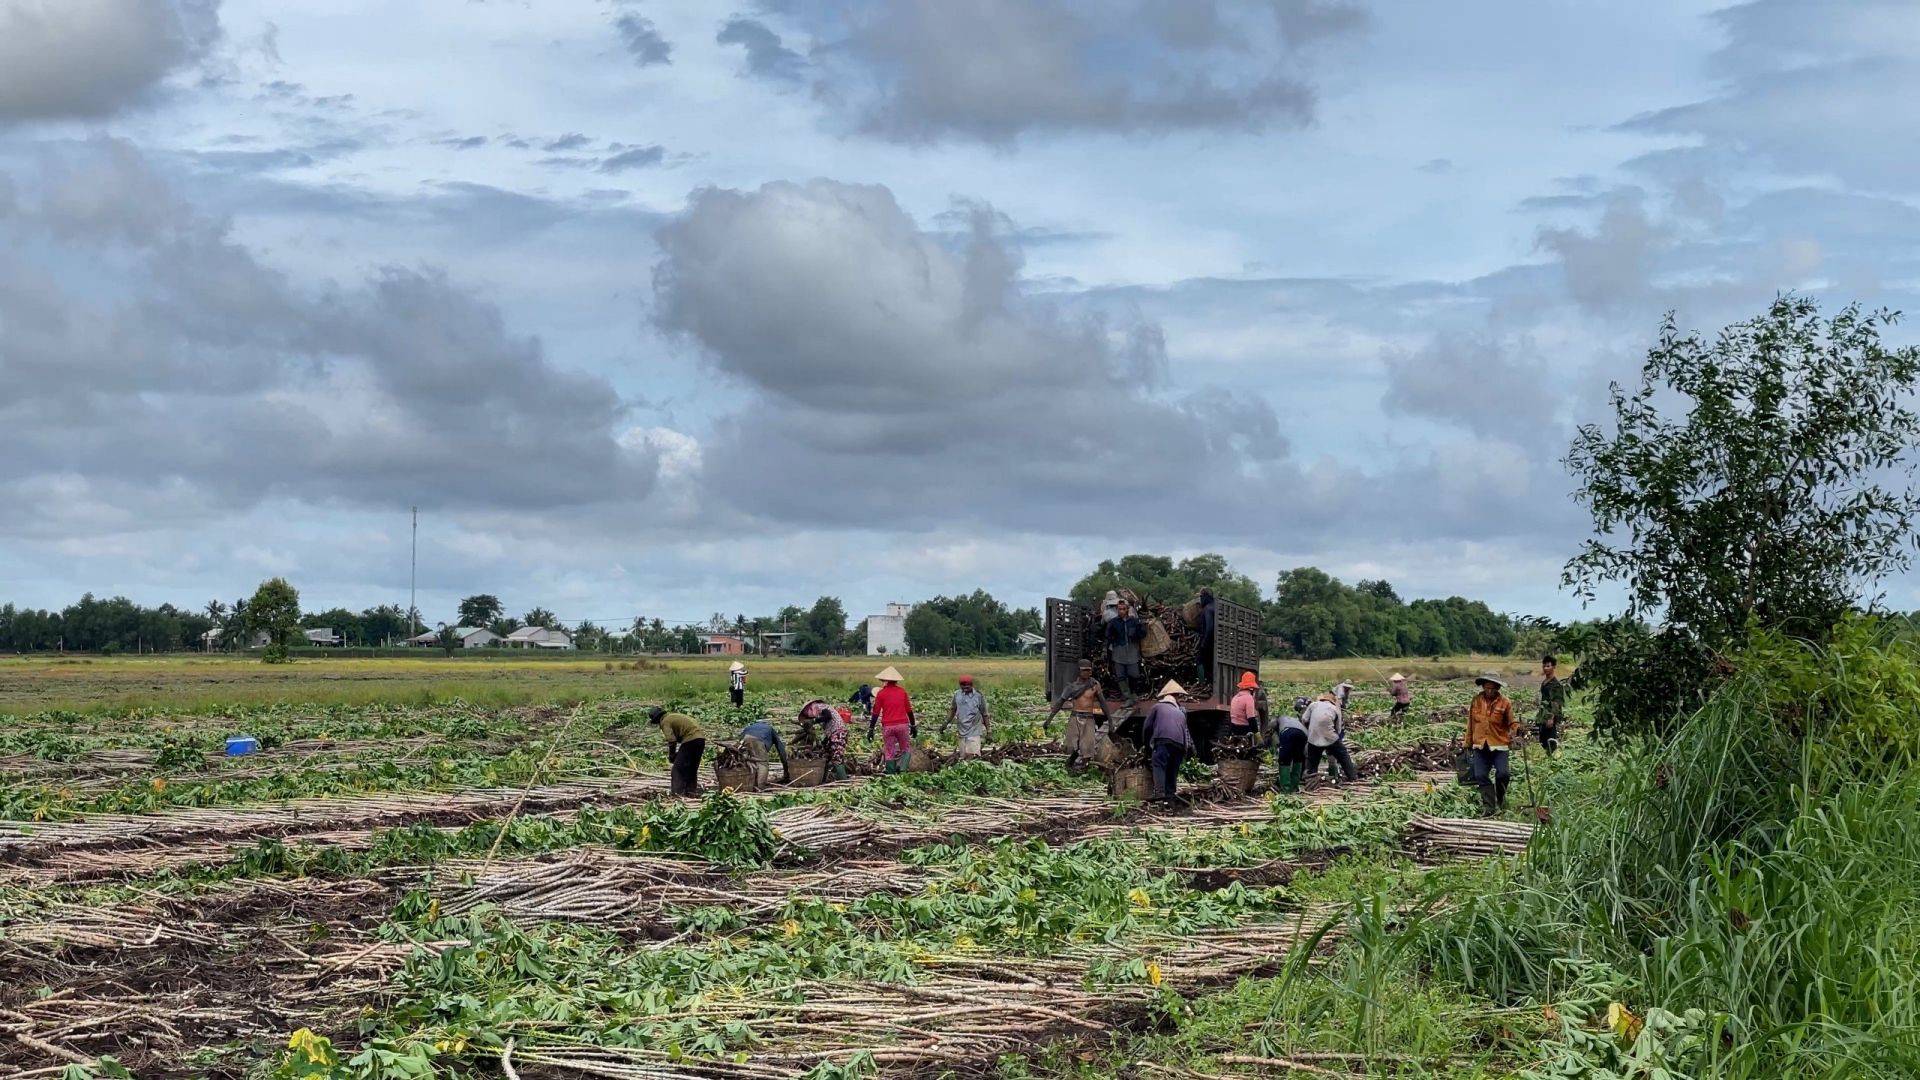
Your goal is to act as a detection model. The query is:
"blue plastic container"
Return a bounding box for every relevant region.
[225,736,260,756]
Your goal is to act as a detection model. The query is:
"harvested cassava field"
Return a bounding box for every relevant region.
[0,659,1571,1080]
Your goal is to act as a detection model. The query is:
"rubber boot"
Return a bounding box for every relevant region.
[1479,782,1499,816]
[1276,763,1298,794]
[831,763,848,782]
[1495,775,1510,811]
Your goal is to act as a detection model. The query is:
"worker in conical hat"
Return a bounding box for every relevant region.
[1142,682,1194,803]
[872,666,915,773]
[728,660,748,708]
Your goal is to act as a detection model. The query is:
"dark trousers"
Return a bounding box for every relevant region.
[1388,701,1408,721]
[1275,728,1308,767]
[730,688,744,707]
[1470,746,1510,812]
[1151,738,1187,801]
[1307,740,1357,781]
[671,738,706,796]
[1538,721,1560,755]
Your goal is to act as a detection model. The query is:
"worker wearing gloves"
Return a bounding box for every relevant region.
[1303,693,1357,782]
[1046,658,1110,769]
[738,717,790,788]
[871,666,915,774]
[1273,697,1311,793]
[727,661,747,708]
[1468,674,1519,814]
[649,706,706,797]
[946,674,990,759]
[1105,599,1147,703]
[1143,681,1196,803]
[1228,671,1264,736]
[1536,655,1567,755]
[802,699,851,781]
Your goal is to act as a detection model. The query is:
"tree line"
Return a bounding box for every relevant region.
[1069,554,1521,659]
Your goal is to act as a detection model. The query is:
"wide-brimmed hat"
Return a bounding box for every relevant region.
[728,661,745,672]
[1317,692,1336,703]
[1237,671,1259,690]
[1157,680,1187,701]
[875,666,904,683]
[1389,673,1406,682]
[1474,673,1506,688]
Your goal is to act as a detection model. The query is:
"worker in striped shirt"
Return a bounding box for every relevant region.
[728,661,747,708]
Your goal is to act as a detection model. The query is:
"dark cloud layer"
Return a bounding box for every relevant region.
[0,0,222,123]
[0,140,656,539]
[723,0,1364,144]
[651,179,1293,535]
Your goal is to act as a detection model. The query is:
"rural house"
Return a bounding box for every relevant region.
[304,628,343,647]
[503,626,575,650]
[698,633,747,655]
[864,602,913,656]
[404,626,500,648]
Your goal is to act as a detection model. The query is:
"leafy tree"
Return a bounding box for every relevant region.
[786,596,847,655]
[302,607,362,645]
[1069,553,1261,610]
[489,616,522,637]
[903,591,1042,655]
[457,594,504,628]
[246,578,302,662]
[360,604,413,646]
[523,607,559,630]
[1564,297,1920,737]
[572,620,606,651]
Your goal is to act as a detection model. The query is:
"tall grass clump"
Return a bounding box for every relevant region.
[1403,618,1920,1077]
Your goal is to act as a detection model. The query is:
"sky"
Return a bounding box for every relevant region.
[2,0,1918,630]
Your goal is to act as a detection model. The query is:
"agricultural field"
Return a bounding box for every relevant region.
[0,657,1574,1080]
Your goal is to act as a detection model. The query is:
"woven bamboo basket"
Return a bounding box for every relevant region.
[1140,617,1172,657]
[1218,758,1259,795]
[786,758,827,787]
[714,763,756,792]
[1110,765,1154,802]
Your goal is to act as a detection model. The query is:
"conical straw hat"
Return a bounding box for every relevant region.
[875,666,904,682]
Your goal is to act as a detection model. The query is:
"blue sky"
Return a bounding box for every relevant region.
[2,0,1917,629]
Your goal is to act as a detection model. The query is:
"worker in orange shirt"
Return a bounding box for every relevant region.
[1465,673,1519,815]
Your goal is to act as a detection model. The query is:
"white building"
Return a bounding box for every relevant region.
[503,626,574,650]
[405,626,500,648]
[864,602,913,656]
[304,628,343,647]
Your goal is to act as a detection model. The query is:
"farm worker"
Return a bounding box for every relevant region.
[809,701,851,781]
[738,718,790,788]
[1228,671,1262,735]
[728,662,747,708]
[1273,697,1310,793]
[648,706,706,797]
[872,666,915,774]
[849,682,875,720]
[1332,680,1355,712]
[1143,681,1196,802]
[1304,693,1357,782]
[1193,589,1216,684]
[1046,658,1109,769]
[1536,655,1567,755]
[1467,673,1519,814]
[1387,674,1411,721]
[1105,599,1147,703]
[946,675,990,759]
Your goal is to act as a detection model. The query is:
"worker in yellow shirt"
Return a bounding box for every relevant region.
[1465,674,1518,815]
[649,706,706,796]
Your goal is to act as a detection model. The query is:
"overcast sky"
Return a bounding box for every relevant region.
[2,0,1917,628]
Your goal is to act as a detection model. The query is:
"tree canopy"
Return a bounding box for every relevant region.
[1563,296,1920,736]
[904,591,1042,655]
[1069,554,1262,610]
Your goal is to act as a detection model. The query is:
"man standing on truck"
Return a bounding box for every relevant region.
[1194,589,1216,686]
[1047,658,1109,769]
[1106,599,1146,703]
[1144,681,1195,803]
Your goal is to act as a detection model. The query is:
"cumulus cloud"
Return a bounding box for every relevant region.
[614,10,672,67]
[1623,0,1920,191]
[0,0,221,123]
[721,0,1364,143]
[0,139,656,539]
[651,179,1292,536]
